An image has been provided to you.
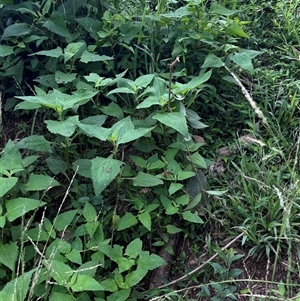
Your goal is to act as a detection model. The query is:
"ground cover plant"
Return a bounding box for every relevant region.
[1,0,300,300]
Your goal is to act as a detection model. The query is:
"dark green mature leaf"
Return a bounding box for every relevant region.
[91,156,123,196]
[117,212,138,231]
[1,23,31,40]
[53,210,78,231]
[125,238,142,258]
[0,269,36,301]
[107,289,131,301]
[33,47,63,58]
[0,177,18,197]
[50,292,74,301]
[132,172,163,187]
[182,210,204,223]
[231,52,254,73]
[6,198,46,222]
[16,135,52,153]
[45,116,79,137]
[227,23,249,38]
[124,267,148,287]
[202,54,224,68]
[0,140,23,175]
[76,17,102,40]
[78,122,109,141]
[210,3,238,16]
[80,51,113,63]
[43,12,71,38]
[55,71,77,84]
[0,45,14,56]
[138,251,166,270]
[0,242,18,271]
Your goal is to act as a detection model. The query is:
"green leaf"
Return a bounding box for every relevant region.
[202,54,224,68]
[230,52,254,73]
[117,257,135,273]
[72,159,92,178]
[125,238,143,259]
[138,211,151,231]
[101,102,124,120]
[99,279,118,293]
[0,140,23,175]
[91,156,123,196]
[153,112,190,139]
[227,23,249,38]
[16,135,52,153]
[124,267,147,287]
[107,289,131,301]
[50,292,75,301]
[177,171,195,181]
[85,221,99,237]
[55,71,77,84]
[0,177,18,197]
[46,157,68,175]
[182,210,204,224]
[0,45,14,56]
[45,260,74,285]
[65,249,82,265]
[1,23,31,40]
[185,193,202,210]
[134,74,154,87]
[133,172,163,187]
[166,224,182,234]
[117,212,138,231]
[0,216,5,228]
[99,244,123,262]
[23,174,60,191]
[83,202,97,221]
[45,116,78,137]
[78,122,109,141]
[33,47,63,58]
[0,242,18,271]
[43,12,71,38]
[168,182,183,195]
[210,3,238,16]
[64,42,86,63]
[6,198,46,222]
[107,87,136,96]
[138,251,166,270]
[0,269,35,301]
[54,209,78,231]
[160,195,178,215]
[80,50,113,63]
[187,152,206,168]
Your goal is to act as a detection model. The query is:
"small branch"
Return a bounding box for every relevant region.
[168,56,180,111]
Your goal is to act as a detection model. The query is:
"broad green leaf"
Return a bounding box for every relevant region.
[64,42,86,63]
[125,238,143,259]
[46,157,68,175]
[187,152,206,168]
[22,155,40,168]
[45,116,79,137]
[0,269,35,301]
[65,249,82,265]
[230,52,254,73]
[138,211,151,231]
[117,257,135,273]
[53,209,78,231]
[182,210,204,224]
[72,159,92,178]
[99,244,123,262]
[107,87,136,96]
[0,216,5,228]
[124,267,147,287]
[83,202,97,221]
[0,45,14,56]
[6,198,46,222]
[84,73,105,86]
[0,242,18,271]
[153,112,190,139]
[227,23,249,38]
[16,135,52,153]
[168,183,183,195]
[50,292,75,301]
[45,260,74,285]
[23,174,60,191]
[117,212,138,231]
[107,289,131,301]
[138,251,166,270]
[0,177,18,197]
[1,23,31,40]
[210,3,238,16]
[132,172,163,187]
[177,171,195,180]
[101,102,124,120]
[91,156,123,196]
[78,122,109,141]
[80,115,107,126]
[202,54,224,68]
[136,96,162,109]
[160,195,178,215]
[99,279,118,293]
[55,71,77,84]
[33,47,63,58]
[15,101,41,110]
[86,221,99,237]
[185,193,202,210]
[76,17,102,40]
[80,50,113,63]
[0,140,23,175]
[166,224,182,234]
[134,74,154,87]
[43,12,71,38]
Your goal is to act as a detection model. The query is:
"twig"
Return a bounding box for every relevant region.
[168,56,180,111]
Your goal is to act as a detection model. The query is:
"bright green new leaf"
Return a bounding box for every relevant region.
[0,269,35,301]
[80,50,113,63]
[125,238,143,259]
[117,257,135,273]
[6,198,46,222]
[231,52,254,73]
[16,135,52,153]
[153,112,190,139]
[45,116,79,137]
[227,23,249,38]
[117,212,138,231]
[0,177,18,197]
[138,211,151,231]
[182,210,204,224]
[23,174,59,191]
[83,202,97,221]
[132,172,163,187]
[91,156,123,196]
[0,45,14,56]
[0,242,18,271]
[202,54,224,68]
[53,209,78,231]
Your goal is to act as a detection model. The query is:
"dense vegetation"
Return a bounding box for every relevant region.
[1,0,300,300]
